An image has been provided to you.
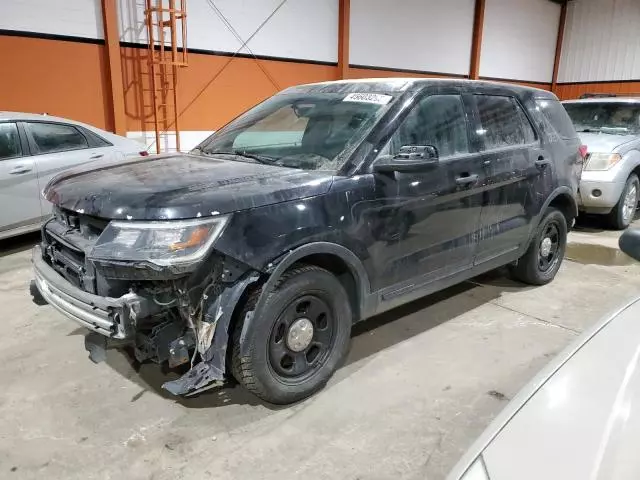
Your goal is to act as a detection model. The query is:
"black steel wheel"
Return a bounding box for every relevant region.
[231,265,352,404]
[537,222,561,273]
[510,207,568,285]
[268,294,336,382]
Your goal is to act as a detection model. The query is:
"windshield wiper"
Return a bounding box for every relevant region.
[201,150,278,165]
[231,150,279,165]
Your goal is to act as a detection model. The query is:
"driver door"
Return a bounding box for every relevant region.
[364,94,486,299]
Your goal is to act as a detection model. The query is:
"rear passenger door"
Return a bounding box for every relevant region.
[467,94,542,264]
[0,122,43,234]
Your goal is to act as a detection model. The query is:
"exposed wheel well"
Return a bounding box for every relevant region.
[291,253,360,323]
[549,193,576,227]
[631,166,640,182]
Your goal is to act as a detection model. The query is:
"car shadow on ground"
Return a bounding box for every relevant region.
[101,269,520,410]
[574,211,640,233]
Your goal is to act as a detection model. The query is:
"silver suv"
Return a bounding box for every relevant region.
[563,97,640,229]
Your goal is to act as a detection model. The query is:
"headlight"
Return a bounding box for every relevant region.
[459,456,490,480]
[584,153,621,171]
[90,216,229,267]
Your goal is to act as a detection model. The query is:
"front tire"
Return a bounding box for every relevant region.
[510,207,568,285]
[231,265,352,404]
[608,174,639,230]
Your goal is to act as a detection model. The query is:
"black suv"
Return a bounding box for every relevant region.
[32,79,582,404]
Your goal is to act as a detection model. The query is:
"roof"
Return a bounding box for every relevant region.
[286,77,556,98]
[562,97,640,104]
[0,111,86,123]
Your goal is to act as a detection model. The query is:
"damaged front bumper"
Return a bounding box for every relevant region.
[32,245,156,339]
[32,243,261,397]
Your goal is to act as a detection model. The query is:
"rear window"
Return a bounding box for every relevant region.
[537,99,577,139]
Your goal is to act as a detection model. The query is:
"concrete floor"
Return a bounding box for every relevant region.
[1,217,640,480]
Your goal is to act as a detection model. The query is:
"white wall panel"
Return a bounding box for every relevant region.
[350,0,475,76]
[0,0,103,39]
[118,0,338,63]
[480,0,560,83]
[558,0,640,83]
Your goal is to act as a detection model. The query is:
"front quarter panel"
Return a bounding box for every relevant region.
[212,176,374,274]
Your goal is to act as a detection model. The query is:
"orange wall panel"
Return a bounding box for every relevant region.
[121,47,338,133]
[555,82,640,100]
[0,35,112,130]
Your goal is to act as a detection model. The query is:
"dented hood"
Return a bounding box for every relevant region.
[44,153,334,220]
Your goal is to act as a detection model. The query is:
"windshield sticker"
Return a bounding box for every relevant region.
[343,93,393,105]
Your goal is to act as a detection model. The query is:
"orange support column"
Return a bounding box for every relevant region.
[101,0,127,135]
[551,2,568,95]
[469,0,485,80]
[337,0,350,80]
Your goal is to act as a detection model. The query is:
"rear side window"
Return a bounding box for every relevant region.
[0,123,22,160]
[28,122,89,154]
[79,127,112,147]
[473,95,536,150]
[537,99,577,139]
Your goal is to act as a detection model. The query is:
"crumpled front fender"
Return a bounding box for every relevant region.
[162,273,259,396]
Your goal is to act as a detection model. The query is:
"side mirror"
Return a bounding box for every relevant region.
[619,228,640,262]
[374,145,439,174]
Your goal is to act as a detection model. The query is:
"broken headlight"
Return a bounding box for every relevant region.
[89,216,229,267]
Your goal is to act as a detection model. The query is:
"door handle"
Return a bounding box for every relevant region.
[10,165,32,174]
[535,156,551,169]
[90,154,104,159]
[455,174,479,186]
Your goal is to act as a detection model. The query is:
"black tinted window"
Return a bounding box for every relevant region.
[386,94,469,158]
[29,123,89,154]
[538,100,578,138]
[0,123,21,160]
[474,95,536,150]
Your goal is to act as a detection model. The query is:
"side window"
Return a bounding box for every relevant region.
[28,122,89,154]
[0,123,22,160]
[385,94,469,158]
[474,95,536,150]
[537,99,577,139]
[79,127,112,147]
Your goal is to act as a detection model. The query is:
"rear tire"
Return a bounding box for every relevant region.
[231,265,352,404]
[510,207,567,285]
[608,174,639,230]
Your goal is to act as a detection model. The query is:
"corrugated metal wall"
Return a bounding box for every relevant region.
[480,0,560,83]
[557,0,640,98]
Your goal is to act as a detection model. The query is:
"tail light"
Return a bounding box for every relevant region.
[578,145,588,160]
[139,150,149,157]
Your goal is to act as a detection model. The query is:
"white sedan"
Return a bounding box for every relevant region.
[448,228,640,480]
[0,112,147,239]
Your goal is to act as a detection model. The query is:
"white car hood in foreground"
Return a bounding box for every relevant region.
[448,297,640,480]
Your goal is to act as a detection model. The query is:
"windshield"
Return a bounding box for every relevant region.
[564,102,640,134]
[193,92,394,171]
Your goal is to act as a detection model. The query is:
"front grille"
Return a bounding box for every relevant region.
[43,208,108,290]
